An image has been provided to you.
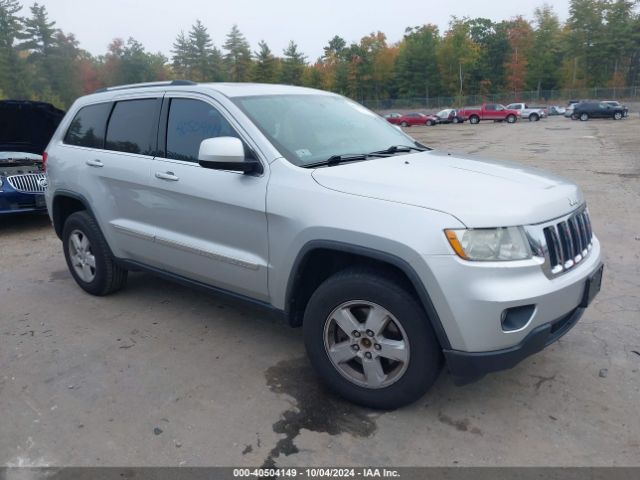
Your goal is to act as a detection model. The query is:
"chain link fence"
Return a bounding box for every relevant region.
[362,86,640,111]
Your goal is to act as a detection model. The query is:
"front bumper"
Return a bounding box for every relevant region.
[0,189,47,214]
[444,305,584,384]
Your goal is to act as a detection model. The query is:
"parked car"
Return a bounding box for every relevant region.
[383,112,402,121]
[506,103,546,122]
[434,108,464,124]
[548,105,566,116]
[602,100,628,117]
[45,81,603,409]
[457,104,519,124]
[571,101,626,121]
[0,100,64,215]
[385,112,433,127]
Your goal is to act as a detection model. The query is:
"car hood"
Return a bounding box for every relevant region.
[0,100,65,156]
[311,150,583,227]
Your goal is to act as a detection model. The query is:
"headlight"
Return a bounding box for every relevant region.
[444,227,532,261]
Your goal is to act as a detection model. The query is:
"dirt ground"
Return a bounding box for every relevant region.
[1,114,639,467]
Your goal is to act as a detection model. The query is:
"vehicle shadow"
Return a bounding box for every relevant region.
[0,213,50,233]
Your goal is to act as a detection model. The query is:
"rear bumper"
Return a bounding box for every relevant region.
[444,306,584,384]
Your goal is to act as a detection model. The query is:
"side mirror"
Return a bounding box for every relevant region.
[198,137,260,173]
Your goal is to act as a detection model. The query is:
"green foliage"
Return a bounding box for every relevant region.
[1,1,640,108]
[280,40,306,85]
[395,25,441,97]
[223,24,252,82]
[254,40,279,83]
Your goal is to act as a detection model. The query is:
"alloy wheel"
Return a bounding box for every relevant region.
[323,300,410,389]
[68,229,96,282]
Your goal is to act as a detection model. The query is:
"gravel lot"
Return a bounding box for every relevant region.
[1,115,639,467]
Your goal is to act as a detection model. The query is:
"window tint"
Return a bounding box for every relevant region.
[485,104,496,111]
[166,99,238,162]
[105,99,158,155]
[64,103,112,148]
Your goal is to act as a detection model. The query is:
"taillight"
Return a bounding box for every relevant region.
[42,151,48,172]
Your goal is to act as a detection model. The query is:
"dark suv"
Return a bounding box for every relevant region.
[572,101,625,121]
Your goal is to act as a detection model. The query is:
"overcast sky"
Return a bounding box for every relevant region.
[28,0,571,60]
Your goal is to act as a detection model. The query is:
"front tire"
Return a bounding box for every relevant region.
[580,113,589,121]
[452,117,460,124]
[613,112,622,120]
[303,268,442,409]
[400,121,409,127]
[506,114,517,123]
[62,211,128,296]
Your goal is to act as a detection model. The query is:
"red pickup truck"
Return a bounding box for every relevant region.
[457,104,519,124]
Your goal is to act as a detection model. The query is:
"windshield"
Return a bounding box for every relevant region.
[436,109,451,117]
[232,94,422,167]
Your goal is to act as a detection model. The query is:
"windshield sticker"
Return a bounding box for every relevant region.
[296,148,312,158]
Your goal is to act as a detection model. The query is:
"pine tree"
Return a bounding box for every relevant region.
[281,40,306,85]
[223,24,252,82]
[188,20,225,81]
[253,40,278,83]
[0,0,29,97]
[171,31,191,78]
[20,2,56,56]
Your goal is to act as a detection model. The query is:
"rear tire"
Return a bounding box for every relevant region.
[62,211,128,296]
[303,268,442,409]
[469,115,480,124]
[529,113,539,122]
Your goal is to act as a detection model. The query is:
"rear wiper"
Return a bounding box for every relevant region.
[370,145,430,155]
[302,152,389,169]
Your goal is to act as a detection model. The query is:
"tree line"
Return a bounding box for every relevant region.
[1,0,638,109]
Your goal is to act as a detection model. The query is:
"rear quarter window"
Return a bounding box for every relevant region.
[64,103,112,148]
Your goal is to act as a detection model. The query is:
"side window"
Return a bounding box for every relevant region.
[485,104,496,111]
[166,98,239,162]
[64,103,112,148]
[105,99,158,155]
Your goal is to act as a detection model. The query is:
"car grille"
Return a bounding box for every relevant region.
[6,173,47,193]
[541,208,593,276]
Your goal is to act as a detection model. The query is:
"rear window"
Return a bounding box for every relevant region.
[105,99,158,155]
[64,103,112,148]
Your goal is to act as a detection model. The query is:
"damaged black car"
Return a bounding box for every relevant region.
[0,100,64,215]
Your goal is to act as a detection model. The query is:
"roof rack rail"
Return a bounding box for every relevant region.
[93,80,196,94]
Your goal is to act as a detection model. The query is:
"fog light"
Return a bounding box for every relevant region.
[501,305,535,332]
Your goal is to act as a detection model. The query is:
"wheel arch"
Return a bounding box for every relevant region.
[51,190,94,239]
[284,240,451,349]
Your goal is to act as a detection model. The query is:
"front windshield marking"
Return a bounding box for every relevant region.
[232,94,426,167]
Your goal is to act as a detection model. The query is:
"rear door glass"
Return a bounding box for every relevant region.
[105,99,159,155]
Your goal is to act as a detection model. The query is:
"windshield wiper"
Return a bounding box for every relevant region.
[302,152,389,169]
[370,144,430,155]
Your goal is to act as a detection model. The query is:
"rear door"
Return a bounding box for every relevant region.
[144,93,270,301]
[58,96,161,262]
[96,96,162,262]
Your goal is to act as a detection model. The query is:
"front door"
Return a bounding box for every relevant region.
[145,95,270,302]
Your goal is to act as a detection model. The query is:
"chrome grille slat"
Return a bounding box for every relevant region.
[538,207,594,277]
[6,174,47,193]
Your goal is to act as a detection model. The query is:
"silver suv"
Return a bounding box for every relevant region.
[44,81,603,409]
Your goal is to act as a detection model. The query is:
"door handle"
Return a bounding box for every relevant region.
[155,171,179,181]
[85,159,104,168]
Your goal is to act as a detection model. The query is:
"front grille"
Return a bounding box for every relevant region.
[6,173,47,193]
[542,208,593,275]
